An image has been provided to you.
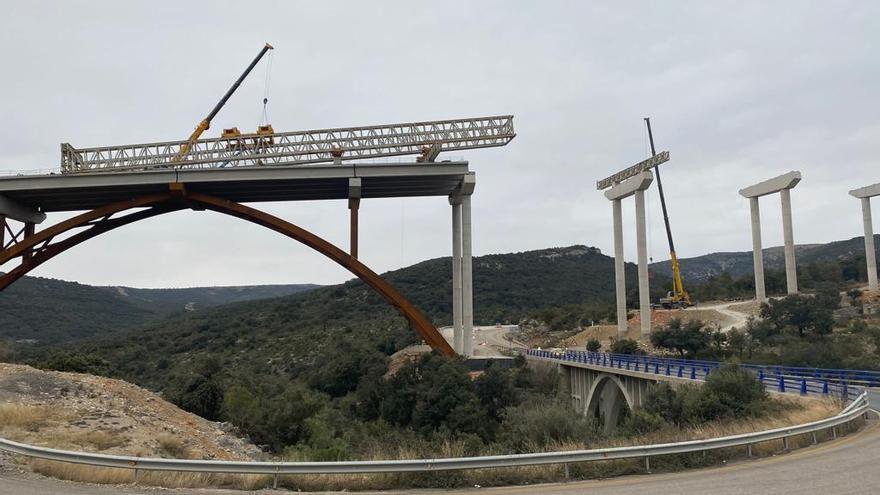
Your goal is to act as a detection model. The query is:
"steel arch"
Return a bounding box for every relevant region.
[0,188,453,356]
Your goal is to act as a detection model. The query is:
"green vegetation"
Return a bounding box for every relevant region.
[621,366,770,435]
[0,274,316,346]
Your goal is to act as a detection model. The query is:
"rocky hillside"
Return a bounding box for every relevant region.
[0,362,260,461]
[651,235,879,283]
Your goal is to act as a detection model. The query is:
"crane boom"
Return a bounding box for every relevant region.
[175,43,274,161]
[644,117,691,307]
[60,116,516,174]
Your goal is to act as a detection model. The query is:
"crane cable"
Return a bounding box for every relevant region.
[259,49,274,126]
[644,127,655,264]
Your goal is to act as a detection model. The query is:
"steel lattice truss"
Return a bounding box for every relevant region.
[597,151,670,190]
[61,115,515,174]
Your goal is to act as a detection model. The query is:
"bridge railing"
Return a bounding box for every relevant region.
[526,349,870,401]
[0,393,869,482]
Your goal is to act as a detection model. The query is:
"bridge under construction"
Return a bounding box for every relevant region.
[0,115,516,358]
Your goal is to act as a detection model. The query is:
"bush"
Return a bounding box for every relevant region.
[640,367,768,426]
[610,338,640,355]
[498,399,598,453]
[703,365,768,418]
[586,338,602,352]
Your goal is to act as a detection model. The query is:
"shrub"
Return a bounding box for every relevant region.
[586,338,602,352]
[498,399,598,453]
[610,338,640,355]
[702,365,768,418]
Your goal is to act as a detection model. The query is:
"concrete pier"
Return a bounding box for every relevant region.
[612,198,627,338]
[850,183,880,292]
[450,198,463,353]
[605,171,654,338]
[461,193,474,357]
[748,198,766,301]
[634,190,651,337]
[862,198,878,291]
[780,189,798,294]
[740,171,802,302]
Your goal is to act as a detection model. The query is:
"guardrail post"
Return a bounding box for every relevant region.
[690,367,696,380]
[778,375,786,393]
[665,364,671,376]
[133,468,139,485]
[747,444,753,457]
[654,362,660,374]
[811,432,817,445]
[822,381,829,395]
[677,365,683,378]
[782,436,790,451]
[832,426,837,440]
[273,466,280,489]
[564,463,570,480]
[800,379,807,396]
[758,369,764,383]
[645,456,651,473]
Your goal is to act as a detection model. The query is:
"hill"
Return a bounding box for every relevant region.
[650,235,879,283]
[0,275,318,346]
[28,245,658,393]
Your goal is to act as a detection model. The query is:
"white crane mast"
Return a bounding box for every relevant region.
[61,115,515,174]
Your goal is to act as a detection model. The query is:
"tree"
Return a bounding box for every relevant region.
[222,385,259,429]
[649,319,710,357]
[475,364,519,420]
[760,295,833,338]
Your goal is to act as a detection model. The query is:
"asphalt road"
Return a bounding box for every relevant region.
[1,411,878,495]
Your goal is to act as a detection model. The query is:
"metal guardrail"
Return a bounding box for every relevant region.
[0,393,869,481]
[529,349,874,400]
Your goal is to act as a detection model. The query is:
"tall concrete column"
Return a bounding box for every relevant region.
[634,190,651,337]
[461,194,474,357]
[862,197,878,291]
[749,197,766,302]
[780,189,798,294]
[450,199,463,353]
[612,198,627,338]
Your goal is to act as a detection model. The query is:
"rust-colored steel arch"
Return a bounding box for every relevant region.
[0,189,454,356]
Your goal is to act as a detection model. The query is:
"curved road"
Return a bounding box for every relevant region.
[2,405,877,495]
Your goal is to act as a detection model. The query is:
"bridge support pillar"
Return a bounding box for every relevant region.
[634,189,651,337]
[780,189,798,294]
[860,197,877,291]
[450,197,463,354]
[612,198,627,338]
[348,178,361,259]
[748,197,766,302]
[740,171,802,302]
[461,193,474,357]
[605,172,654,338]
[450,174,476,356]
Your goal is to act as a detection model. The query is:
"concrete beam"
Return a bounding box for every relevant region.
[850,182,880,199]
[0,194,46,224]
[450,173,476,201]
[739,171,801,198]
[604,171,654,201]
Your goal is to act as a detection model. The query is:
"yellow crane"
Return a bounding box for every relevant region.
[175,43,274,162]
[645,118,692,309]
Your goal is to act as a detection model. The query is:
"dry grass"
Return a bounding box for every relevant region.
[0,403,50,431]
[22,396,860,492]
[50,430,128,451]
[156,434,190,458]
[30,460,270,489]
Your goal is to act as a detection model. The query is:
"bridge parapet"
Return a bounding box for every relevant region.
[527,349,869,401]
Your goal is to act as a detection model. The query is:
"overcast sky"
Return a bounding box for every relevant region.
[0,1,877,288]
